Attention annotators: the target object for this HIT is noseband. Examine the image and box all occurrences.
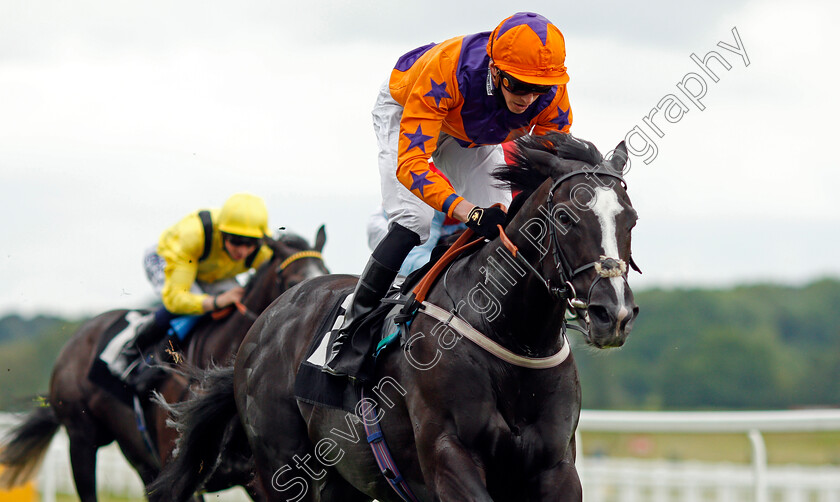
[500,166,629,319]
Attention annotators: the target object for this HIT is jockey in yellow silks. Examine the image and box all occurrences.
[109,193,272,384]
[155,194,273,315]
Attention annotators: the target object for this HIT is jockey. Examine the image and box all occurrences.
[367,163,467,277]
[324,12,573,378]
[111,192,273,376]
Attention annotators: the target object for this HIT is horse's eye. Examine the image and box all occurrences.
[558,213,572,226]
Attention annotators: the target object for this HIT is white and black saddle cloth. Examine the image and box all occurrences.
[293,286,409,412]
[87,310,153,406]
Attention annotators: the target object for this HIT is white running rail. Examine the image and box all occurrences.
[576,409,840,502]
[3,410,840,501]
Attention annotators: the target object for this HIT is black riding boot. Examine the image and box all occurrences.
[323,223,420,379]
[110,314,158,377]
[127,315,172,394]
[114,309,169,376]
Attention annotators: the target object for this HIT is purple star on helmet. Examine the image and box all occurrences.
[551,105,571,129]
[497,12,550,45]
[403,125,433,153]
[424,79,451,107]
[409,171,434,196]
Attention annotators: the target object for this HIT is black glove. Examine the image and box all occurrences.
[465,206,506,239]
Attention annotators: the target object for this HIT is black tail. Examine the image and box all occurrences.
[0,404,61,489]
[147,365,238,501]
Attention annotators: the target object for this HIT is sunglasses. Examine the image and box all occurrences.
[224,234,261,248]
[497,70,553,96]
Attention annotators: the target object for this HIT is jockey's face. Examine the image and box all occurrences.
[490,63,549,115]
[224,236,259,261]
[500,85,542,114]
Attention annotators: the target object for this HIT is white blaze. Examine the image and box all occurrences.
[591,188,628,324]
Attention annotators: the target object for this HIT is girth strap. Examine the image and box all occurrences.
[359,389,420,502]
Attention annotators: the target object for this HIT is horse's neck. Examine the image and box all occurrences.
[445,237,567,357]
[192,266,277,366]
[242,257,284,314]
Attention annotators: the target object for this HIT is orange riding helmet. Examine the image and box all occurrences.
[487,12,569,86]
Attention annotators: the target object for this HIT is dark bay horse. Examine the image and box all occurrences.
[0,228,328,502]
[154,133,639,501]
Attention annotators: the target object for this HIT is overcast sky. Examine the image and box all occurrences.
[1,0,838,318]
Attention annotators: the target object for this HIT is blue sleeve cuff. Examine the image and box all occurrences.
[441,193,460,216]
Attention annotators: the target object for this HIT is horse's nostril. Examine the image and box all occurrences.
[620,306,639,333]
[589,305,611,325]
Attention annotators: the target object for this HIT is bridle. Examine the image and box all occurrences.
[403,164,634,366]
[499,165,632,324]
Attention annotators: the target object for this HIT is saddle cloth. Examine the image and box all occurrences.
[87,310,152,406]
[293,288,408,413]
[292,237,464,412]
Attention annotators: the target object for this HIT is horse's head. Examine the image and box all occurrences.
[265,225,329,292]
[497,133,639,348]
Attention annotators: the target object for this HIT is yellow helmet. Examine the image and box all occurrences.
[218,193,269,239]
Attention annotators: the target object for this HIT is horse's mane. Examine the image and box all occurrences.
[493,133,604,195]
[241,231,311,292]
[494,133,604,217]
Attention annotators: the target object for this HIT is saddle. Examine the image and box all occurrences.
[293,229,484,412]
[88,311,187,406]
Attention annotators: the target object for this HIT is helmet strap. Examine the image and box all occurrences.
[486,65,496,96]
[487,61,504,96]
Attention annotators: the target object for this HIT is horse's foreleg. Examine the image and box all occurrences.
[67,432,99,502]
[533,461,582,501]
[531,442,582,502]
[423,434,493,502]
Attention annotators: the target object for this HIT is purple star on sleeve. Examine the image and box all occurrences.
[404,125,434,153]
[424,78,452,107]
[551,105,571,130]
[409,171,434,196]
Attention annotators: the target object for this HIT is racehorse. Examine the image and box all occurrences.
[0,228,328,502]
[152,133,639,501]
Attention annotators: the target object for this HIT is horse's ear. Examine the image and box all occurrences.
[605,141,629,174]
[314,225,327,253]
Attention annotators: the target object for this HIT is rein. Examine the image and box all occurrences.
[210,249,325,322]
[407,227,572,369]
[209,301,259,321]
[402,165,631,368]
[499,166,629,313]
